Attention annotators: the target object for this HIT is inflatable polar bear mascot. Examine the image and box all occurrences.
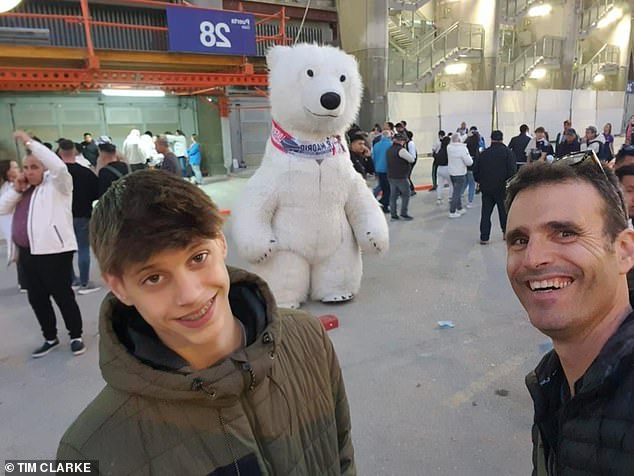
[232,43,390,309]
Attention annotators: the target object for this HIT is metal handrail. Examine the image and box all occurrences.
[575,44,620,88]
[389,22,484,88]
[496,36,564,87]
[499,0,541,21]
[0,0,291,55]
[580,0,615,31]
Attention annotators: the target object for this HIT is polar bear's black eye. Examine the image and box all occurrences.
[307,69,314,77]
[340,75,346,82]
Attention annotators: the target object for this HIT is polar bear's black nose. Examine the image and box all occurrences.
[320,92,341,110]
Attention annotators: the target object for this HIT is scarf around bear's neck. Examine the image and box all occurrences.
[270,119,347,159]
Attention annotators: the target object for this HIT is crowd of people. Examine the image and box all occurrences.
[5,117,634,474]
[0,128,202,359]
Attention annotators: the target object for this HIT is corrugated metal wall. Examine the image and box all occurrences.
[0,0,326,55]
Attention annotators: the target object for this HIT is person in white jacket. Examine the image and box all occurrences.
[165,130,189,177]
[0,132,85,358]
[0,158,25,290]
[122,129,147,171]
[447,133,473,218]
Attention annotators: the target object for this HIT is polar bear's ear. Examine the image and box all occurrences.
[266,45,291,71]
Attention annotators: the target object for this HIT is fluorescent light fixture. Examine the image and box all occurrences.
[530,68,547,79]
[597,7,622,29]
[444,63,468,75]
[527,4,552,17]
[594,73,605,83]
[101,89,166,97]
[0,0,23,14]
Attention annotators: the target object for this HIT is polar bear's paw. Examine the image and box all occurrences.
[253,239,278,264]
[364,231,387,254]
[321,293,354,304]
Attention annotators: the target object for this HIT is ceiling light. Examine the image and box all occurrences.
[101,89,166,97]
[530,68,547,79]
[527,4,552,17]
[444,63,468,75]
[0,0,23,13]
[593,74,605,83]
[597,7,622,29]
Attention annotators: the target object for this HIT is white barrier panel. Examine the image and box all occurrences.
[388,91,440,154]
[571,89,598,136]
[596,91,625,134]
[439,91,493,142]
[535,90,572,140]
[497,90,537,142]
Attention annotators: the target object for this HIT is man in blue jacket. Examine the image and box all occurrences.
[372,130,393,213]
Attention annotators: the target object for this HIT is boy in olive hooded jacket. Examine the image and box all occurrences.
[57,170,355,476]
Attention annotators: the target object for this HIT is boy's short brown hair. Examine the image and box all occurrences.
[90,170,224,277]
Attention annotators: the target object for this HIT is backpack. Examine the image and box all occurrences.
[590,140,612,161]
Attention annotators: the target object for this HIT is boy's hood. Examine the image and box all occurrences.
[98,266,281,403]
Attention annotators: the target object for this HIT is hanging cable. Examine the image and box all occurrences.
[293,0,312,45]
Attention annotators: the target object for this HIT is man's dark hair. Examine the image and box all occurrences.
[84,132,92,137]
[58,139,76,152]
[505,161,628,244]
[43,142,53,150]
[401,120,407,127]
[349,134,366,144]
[520,124,529,134]
[406,130,413,140]
[535,126,546,133]
[90,170,224,277]
[98,142,116,154]
[144,130,153,137]
[0,159,12,182]
[386,122,395,130]
[616,145,634,165]
[616,164,634,181]
[439,130,446,137]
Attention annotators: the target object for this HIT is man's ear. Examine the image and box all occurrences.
[218,232,228,259]
[102,273,133,306]
[616,228,634,275]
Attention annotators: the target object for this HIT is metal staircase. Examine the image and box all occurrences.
[579,0,617,37]
[574,44,620,89]
[388,22,484,91]
[496,36,564,88]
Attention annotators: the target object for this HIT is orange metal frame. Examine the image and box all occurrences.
[0,0,289,96]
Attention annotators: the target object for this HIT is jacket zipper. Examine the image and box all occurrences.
[28,186,38,248]
[53,225,64,247]
[192,378,241,476]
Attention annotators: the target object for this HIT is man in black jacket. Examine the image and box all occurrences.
[505,158,634,475]
[387,133,415,220]
[555,128,581,158]
[508,124,531,169]
[473,130,516,244]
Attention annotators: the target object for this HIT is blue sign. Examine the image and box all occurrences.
[166,6,256,56]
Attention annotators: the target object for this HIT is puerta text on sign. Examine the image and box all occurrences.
[166,6,256,56]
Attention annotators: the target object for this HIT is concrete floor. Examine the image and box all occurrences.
[0,159,547,475]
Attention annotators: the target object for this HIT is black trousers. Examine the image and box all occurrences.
[480,189,507,241]
[377,172,391,208]
[19,246,83,340]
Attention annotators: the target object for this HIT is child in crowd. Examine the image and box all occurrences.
[57,170,355,475]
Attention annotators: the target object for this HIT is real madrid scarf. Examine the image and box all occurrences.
[270,120,346,159]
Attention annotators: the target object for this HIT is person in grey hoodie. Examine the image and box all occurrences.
[447,134,473,218]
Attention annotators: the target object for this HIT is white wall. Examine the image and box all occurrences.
[389,89,627,153]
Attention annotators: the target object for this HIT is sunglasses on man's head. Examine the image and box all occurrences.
[553,150,628,220]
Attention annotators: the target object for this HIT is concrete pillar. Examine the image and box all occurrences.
[336,0,388,130]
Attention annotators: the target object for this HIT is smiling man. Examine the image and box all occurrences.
[505,156,634,475]
[57,171,355,475]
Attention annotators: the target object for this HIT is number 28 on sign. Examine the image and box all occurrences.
[199,21,232,48]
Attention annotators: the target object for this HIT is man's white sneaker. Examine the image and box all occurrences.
[458,208,467,215]
[448,212,461,218]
